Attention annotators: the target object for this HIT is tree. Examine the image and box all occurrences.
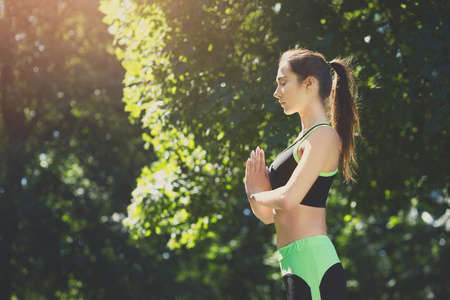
[103,0,449,298]
[0,0,171,299]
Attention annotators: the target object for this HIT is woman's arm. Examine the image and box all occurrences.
[247,194,274,225]
[245,147,274,225]
[250,127,339,210]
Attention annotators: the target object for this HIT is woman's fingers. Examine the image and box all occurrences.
[246,147,271,193]
[251,150,256,174]
[248,147,267,176]
[245,158,251,177]
[260,148,265,174]
[256,147,261,173]
[249,147,267,175]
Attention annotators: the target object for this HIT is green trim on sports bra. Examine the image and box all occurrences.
[292,123,338,177]
[319,168,338,177]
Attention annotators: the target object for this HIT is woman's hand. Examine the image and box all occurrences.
[244,146,274,224]
[245,146,271,196]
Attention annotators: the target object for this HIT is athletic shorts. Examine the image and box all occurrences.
[278,235,346,300]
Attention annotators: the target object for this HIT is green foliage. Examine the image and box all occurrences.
[103,0,450,299]
[1,0,448,298]
[0,0,172,299]
[101,2,290,297]
[101,0,278,247]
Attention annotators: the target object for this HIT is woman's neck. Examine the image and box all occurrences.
[299,109,328,133]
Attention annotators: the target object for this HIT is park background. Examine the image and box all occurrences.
[0,0,449,299]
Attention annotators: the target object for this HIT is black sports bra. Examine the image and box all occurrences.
[268,123,337,208]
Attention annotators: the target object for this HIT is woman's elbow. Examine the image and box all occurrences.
[261,216,274,225]
[250,207,274,225]
[278,188,298,211]
[251,212,273,225]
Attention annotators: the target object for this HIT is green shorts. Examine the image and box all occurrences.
[278,235,346,300]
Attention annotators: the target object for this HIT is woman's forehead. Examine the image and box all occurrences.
[277,63,292,80]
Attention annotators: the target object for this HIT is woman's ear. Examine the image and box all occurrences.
[305,76,316,88]
[304,76,316,93]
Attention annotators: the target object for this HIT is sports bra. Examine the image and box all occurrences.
[268,123,337,208]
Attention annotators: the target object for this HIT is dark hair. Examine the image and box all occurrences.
[279,48,361,183]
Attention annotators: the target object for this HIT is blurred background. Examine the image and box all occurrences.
[0,0,449,299]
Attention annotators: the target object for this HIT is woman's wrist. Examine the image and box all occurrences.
[248,188,264,199]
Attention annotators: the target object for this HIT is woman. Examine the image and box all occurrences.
[244,48,360,300]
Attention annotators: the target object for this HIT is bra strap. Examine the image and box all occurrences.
[293,123,332,163]
[295,122,331,144]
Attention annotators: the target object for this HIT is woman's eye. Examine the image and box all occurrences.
[281,82,286,86]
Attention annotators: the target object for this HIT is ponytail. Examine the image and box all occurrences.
[329,59,361,183]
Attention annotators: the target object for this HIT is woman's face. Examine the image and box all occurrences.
[273,62,308,115]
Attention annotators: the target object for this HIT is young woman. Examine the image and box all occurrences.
[244,48,360,300]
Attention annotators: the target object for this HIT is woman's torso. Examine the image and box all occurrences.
[274,205,327,249]
[268,123,338,249]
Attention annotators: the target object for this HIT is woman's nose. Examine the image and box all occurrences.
[273,86,281,99]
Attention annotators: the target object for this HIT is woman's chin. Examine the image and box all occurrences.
[283,108,296,116]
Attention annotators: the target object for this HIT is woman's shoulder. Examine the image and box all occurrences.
[305,125,340,150]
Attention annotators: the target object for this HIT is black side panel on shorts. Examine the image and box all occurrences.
[282,274,312,300]
[319,263,346,300]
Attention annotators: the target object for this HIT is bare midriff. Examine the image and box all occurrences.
[274,204,327,249]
